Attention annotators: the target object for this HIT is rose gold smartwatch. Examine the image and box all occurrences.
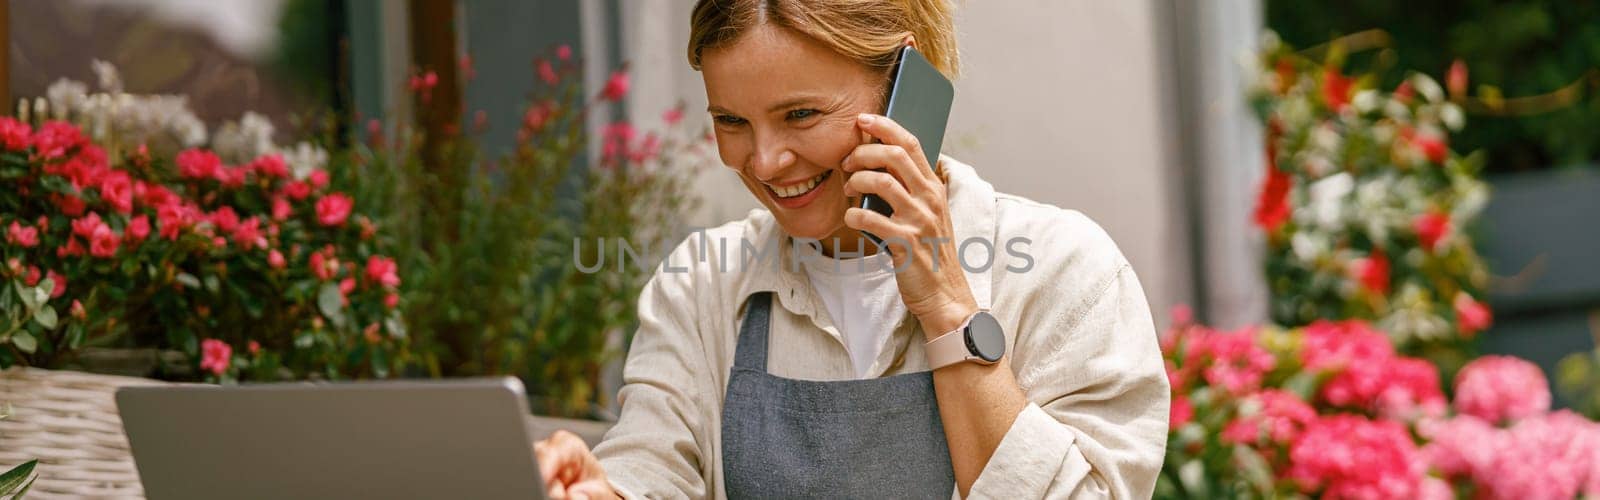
[924,311,1005,370]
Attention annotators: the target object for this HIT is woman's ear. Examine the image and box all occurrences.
[905,35,918,50]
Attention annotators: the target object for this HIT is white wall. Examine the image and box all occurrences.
[619,0,1197,324]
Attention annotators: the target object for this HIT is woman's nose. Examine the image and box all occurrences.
[746,133,796,181]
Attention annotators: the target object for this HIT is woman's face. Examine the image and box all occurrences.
[699,24,885,244]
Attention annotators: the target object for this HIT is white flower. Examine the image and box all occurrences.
[1353,89,1380,114]
[1384,98,1411,121]
[213,112,278,163]
[279,141,330,180]
[1259,31,1282,52]
[1312,123,1342,153]
[46,79,88,120]
[1371,122,1396,146]
[1308,172,1354,230]
[1411,73,1444,103]
[1291,232,1327,263]
[1440,102,1465,131]
[91,59,122,93]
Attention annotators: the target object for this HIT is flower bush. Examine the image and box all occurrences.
[349,45,707,417]
[1246,32,1492,358]
[0,64,405,382]
[1158,311,1600,499]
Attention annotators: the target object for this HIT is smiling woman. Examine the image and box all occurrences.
[534,1,1170,499]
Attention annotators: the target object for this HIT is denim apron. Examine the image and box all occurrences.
[720,292,956,498]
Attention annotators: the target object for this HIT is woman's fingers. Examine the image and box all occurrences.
[535,430,597,498]
[845,207,916,254]
[842,143,925,194]
[853,114,937,186]
[844,169,918,214]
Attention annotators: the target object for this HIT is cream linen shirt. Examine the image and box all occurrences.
[592,157,1170,499]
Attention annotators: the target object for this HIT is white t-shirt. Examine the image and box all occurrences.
[798,245,906,378]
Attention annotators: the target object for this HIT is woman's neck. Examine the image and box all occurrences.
[818,226,879,258]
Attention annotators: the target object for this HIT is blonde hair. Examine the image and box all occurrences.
[687,0,960,80]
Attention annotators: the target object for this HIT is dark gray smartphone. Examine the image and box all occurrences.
[859,45,955,245]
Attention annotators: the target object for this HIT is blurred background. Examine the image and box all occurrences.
[1,0,1598,498]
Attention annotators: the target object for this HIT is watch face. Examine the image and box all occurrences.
[964,312,1006,362]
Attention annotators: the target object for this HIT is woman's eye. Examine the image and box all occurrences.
[786,109,819,121]
[714,115,747,126]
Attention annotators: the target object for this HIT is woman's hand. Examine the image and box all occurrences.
[534,430,621,500]
[842,113,979,338]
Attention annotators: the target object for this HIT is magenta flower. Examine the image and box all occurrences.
[200,339,232,376]
[315,193,354,227]
[600,70,629,102]
[1287,414,1426,499]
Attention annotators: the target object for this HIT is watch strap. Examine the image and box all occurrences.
[924,314,977,370]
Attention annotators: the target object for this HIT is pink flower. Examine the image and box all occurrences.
[252,154,289,179]
[272,197,292,221]
[315,193,354,226]
[176,148,223,180]
[663,106,684,126]
[1453,355,1550,425]
[53,193,87,217]
[23,265,40,286]
[1301,321,1411,411]
[1373,357,1446,421]
[72,212,106,239]
[309,247,339,281]
[268,249,286,270]
[1418,414,1498,480]
[1454,292,1491,337]
[339,277,356,305]
[1197,327,1276,395]
[282,180,312,200]
[365,255,401,288]
[538,59,558,85]
[601,121,636,164]
[125,215,150,243]
[31,121,86,160]
[384,293,399,310]
[556,44,572,61]
[1446,59,1468,99]
[1412,211,1449,253]
[231,217,263,250]
[45,270,65,298]
[100,171,134,214]
[523,102,553,132]
[0,117,32,151]
[1287,414,1425,499]
[199,339,231,376]
[7,221,38,247]
[599,70,629,102]
[70,300,86,320]
[1477,411,1597,499]
[248,340,261,356]
[157,202,197,240]
[208,207,240,234]
[89,221,121,258]
[1222,390,1317,446]
[309,170,330,189]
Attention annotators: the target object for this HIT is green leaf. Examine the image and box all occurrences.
[0,459,35,495]
[32,306,57,329]
[316,283,344,319]
[10,331,36,354]
[13,281,37,311]
[203,275,221,293]
[33,279,53,305]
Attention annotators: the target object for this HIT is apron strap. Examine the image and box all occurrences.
[732,291,773,370]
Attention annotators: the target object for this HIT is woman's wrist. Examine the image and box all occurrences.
[919,298,980,341]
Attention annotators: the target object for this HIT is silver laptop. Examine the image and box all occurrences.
[116,377,545,500]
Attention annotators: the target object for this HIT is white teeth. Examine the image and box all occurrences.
[770,171,828,198]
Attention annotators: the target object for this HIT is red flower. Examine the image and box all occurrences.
[231,217,263,250]
[1412,211,1450,253]
[248,340,261,356]
[70,300,86,320]
[1222,390,1317,446]
[126,215,150,243]
[339,277,356,305]
[268,249,287,270]
[0,117,32,151]
[523,102,553,132]
[157,202,197,240]
[1170,396,1194,428]
[663,106,684,126]
[1350,250,1390,296]
[1253,165,1291,232]
[315,193,354,226]
[176,148,223,180]
[556,44,572,61]
[1394,80,1414,104]
[310,246,339,281]
[1446,59,1468,99]
[1287,415,1426,499]
[89,224,120,258]
[7,221,39,247]
[200,339,232,376]
[32,121,86,160]
[600,70,629,102]
[22,265,40,286]
[1454,292,1492,337]
[365,255,401,288]
[384,293,399,309]
[1321,67,1353,112]
[208,207,240,234]
[54,193,87,217]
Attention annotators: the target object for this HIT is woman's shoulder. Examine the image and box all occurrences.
[992,191,1130,274]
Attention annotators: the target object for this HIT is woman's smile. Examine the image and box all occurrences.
[764,170,834,209]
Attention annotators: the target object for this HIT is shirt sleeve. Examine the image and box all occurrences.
[592,240,715,499]
[967,255,1171,498]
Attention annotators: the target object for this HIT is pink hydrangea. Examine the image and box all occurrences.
[1193,327,1276,395]
[1418,414,1499,479]
[1287,414,1426,499]
[1222,389,1317,446]
[1372,357,1447,421]
[1476,411,1598,499]
[1170,396,1194,428]
[1452,355,1550,425]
